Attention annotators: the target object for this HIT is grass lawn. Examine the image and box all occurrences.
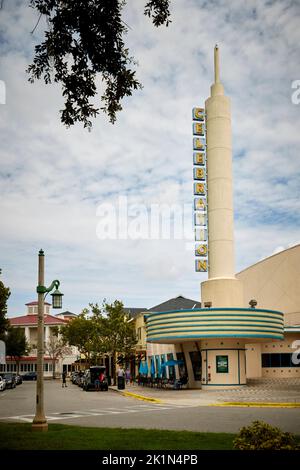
[0,423,235,450]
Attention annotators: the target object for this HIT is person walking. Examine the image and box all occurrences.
[62,370,67,388]
[125,368,131,385]
[94,374,100,391]
[117,366,125,390]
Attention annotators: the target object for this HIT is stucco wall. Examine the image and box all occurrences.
[237,245,300,325]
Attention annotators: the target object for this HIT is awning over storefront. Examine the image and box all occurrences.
[161,359,184,367]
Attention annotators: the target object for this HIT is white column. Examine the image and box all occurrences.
[44,326,50,345]
[201,46,244,307]
[25,326,30,342]
[205,45,235,279]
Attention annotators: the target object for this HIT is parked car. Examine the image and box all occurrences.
[2,373,16,389]
[22,371,37,381]
[83,366,108,391]
[0,375,6,391]
[75,371,85,387]
[71,371,79,384]
[15,374,23,385]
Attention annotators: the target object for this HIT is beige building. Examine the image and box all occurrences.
[237,244,300,379]
[133,246,300,387]
[2,302,78,377]
[141,47,299,389]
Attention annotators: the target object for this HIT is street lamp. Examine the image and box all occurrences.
[32,249,63,432]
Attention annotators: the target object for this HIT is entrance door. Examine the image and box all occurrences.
[189,351,202,382]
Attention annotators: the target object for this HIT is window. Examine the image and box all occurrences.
[189,351,201,381]
[270,354,280,367]
[262,354,270,368]
[160,355,167,378]
[176,352,186,377]
[167,353,175,379]
[137,327,142,341]
[281,354,292,367]
[262,353,298,368]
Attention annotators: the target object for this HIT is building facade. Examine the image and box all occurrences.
[237,244,300,379]
[134,244,300,388]
[140,47,299,389]
[2,302,78,377]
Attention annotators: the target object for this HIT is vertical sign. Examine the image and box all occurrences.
[192,107,208,272]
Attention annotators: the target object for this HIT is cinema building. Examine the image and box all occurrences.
[143,47,300,389]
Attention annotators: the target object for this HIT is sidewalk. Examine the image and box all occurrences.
[109,378,300,407]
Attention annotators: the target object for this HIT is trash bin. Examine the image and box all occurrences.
[117,376,125,390]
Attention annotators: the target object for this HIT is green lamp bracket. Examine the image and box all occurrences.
[36,279,60,298]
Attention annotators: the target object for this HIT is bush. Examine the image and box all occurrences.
[233,420,300,450]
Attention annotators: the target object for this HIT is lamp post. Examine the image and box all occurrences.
[32,249,63,432]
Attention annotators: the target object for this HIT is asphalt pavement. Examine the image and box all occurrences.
[1,380,300,433]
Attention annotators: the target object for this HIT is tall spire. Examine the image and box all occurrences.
[214,44,220,83]
[210,44,224,97]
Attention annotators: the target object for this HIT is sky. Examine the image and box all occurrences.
[0,0,300,317]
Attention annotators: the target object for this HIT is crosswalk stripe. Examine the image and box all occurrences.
[2,403,195,423]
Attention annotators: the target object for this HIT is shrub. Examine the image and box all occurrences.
[233,420,300,450]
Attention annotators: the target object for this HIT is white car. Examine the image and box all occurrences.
[0,375,6,391]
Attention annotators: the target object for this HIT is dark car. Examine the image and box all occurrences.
[22,371,37,381]
[83,366,108,391]
[3,373,16,389]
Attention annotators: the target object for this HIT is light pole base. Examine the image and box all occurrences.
[32,422,48,432]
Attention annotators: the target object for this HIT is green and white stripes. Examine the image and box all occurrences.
[146,308,284,343]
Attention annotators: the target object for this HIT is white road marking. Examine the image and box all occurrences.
[1,403,194,423]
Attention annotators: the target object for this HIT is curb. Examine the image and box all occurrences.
[121,391,162,403]
[210,402,300,408]
[109,387,162,403]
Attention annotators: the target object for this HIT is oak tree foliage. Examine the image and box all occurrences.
[5,327,30,373]
[45,333,72,378]
[0,270,10,338]
[27,0,171,129]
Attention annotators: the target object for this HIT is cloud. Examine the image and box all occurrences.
[0,0,299,316]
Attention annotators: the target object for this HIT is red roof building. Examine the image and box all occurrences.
[1,302,78,377]
[10,314,67,326]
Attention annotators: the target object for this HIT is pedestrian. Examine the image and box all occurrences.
[117,365,125,389]
[94,374,100,391]
[125,368,131,385]
[62,370,67,388]
[99,370,105,383]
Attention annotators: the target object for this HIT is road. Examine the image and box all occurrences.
[1,381,300,434]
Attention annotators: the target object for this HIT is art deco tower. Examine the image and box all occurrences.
[146,46,284,390]
[201,45,244,308]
